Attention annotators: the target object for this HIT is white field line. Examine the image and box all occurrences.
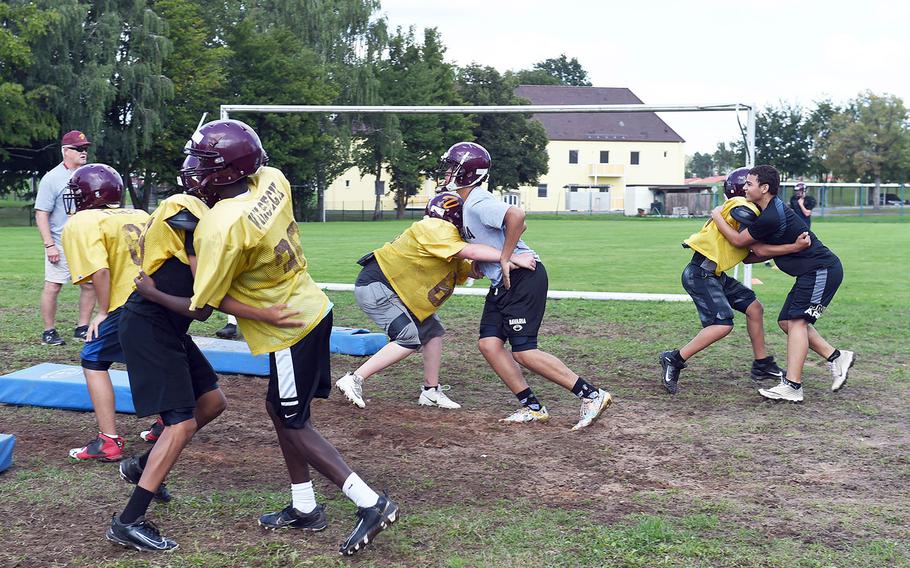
[316,283,691,302]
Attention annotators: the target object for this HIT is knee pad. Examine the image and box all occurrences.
[81,359,112,371]
[509,335,538,352]
[160,406,196,426]
[387,313,420,349]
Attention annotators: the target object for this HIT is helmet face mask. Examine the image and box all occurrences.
[180,119,264,201]
[64,164,124,214]
[425,192,464,229]
[723,167,750,199]
[435,142,491,193]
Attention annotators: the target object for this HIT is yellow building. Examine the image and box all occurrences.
[324,85,685,215]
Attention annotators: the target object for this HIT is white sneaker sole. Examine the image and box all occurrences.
[831,352,856,392]
[758,390,803,403]
[335,383,365,409]
[418,399,461,410]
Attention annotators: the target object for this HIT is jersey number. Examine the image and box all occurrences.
[426,270,457,308]
[274,221,304,274]
[122,224,143,267]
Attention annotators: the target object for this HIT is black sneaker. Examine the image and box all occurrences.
[42,328,65,346]
[259,504,327,531]
[106,514,178,552]
[339,494,399,556]
[215,322,239,339]
[659,351,686,394]
[751,358,785,382]
[74,325,89,342]
[119,456,172,502]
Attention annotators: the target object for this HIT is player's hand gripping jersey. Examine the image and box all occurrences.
[373,217,472,322]
[684,196,760,275]
[190,166,329,355]
[62,208,150,311]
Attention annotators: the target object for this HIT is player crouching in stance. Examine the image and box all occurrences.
[106,159,228,552]
[441,142,611,431]
[336,192,537,409]
[183,119,397,556]
[658,167,806,394]
[711,165,854,403]
[61,164,149,461]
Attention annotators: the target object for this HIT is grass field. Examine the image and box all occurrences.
[0,217,909,567]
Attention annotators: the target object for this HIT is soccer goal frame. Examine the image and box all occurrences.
[220,102,757,301]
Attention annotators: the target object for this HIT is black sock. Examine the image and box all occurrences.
[516,388,542,412]
[120,486,155,524]
[671,350,686,366]
[785,377,802,389]
[138,449,151,470]
[422,385,437,391]
[754,356,773,365]
[571,378,599,399]
[827,349,841,363]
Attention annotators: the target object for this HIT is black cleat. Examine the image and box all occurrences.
[339,494,399,556]
[106,514,178,552]
[751,358,786,383]
[659,351,686,394]
[215,322,239,340]
[42,328,65,346]
[259,504,327,531]
[119,457,172,502]
[74,325,89,342]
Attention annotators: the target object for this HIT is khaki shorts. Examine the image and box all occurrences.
[44,242,72,284]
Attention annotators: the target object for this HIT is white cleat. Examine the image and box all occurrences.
[571,389,613,431]
[829,350,855,392]
[499,406,550,424]
[417,385,462,409]
[759,379,804,403]
[335,373,366,408]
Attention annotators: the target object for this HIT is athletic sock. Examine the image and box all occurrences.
[670,350,686,366]
[785,378,802,390]
[291,481,317,514]
[571,378,599,399]
[342,473,380,509]
[423,385,438,391]
[120,486,155,524]
[827,349,841,363]
[138,448,152,470]
[516,388,542,411]
[754,356,773,365]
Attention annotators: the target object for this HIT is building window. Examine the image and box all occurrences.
[630,151,640,165]
[569,150,578,164]
[537,184,548,198]
[663,151,667,157]
[600,151,609,164]
[345,180,351,187]
[503,194,520,206]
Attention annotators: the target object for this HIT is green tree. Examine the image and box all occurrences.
[458,64,548,191]
[712,141,746,174]
[804,99,841,181]
[826,92,910,209]
[754,103,811,180]
[686,152,714,178]
[531,54,592,86]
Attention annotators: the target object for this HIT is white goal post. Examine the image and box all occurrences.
[220,102,757,301]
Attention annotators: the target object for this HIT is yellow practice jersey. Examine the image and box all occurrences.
[374,217,472,322]
[190,166,329,355]
[61,207,150,311]
[684,197,761,275]
[139,193,210,275]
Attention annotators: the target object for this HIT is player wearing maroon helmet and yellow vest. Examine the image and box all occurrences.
[61,164,149,462]
[335,192,537,410]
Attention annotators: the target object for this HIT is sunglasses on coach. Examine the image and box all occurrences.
[65,146,90,153]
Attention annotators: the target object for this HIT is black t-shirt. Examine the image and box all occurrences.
[749,196,837,276]
[789,196,811,227]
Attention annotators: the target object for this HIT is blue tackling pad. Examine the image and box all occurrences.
[0,434,14,473]
[191,327,387,377]
[0,363,135,413]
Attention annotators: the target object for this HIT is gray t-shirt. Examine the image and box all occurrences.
[461,188,536,286]
[34,162,76,243]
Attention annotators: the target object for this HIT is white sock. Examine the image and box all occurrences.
[342,473,379,508]
[291,481,317,513]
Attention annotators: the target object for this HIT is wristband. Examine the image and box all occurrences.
[45,243,55,249]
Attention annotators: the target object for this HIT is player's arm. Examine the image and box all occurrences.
[711,205,756,247]
[500,206,527,289]
[456,243,536,270]
[133,271,213,320]
[85,268,111,341]
[746,232,811,262]
[218,295,305,328]
[797,198,812,217]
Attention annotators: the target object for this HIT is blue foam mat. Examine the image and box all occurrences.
[0,363,135,413]
[192,327,387,376]
[0,434,14,473]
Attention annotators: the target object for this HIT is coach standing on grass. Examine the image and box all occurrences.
[34,130,97,346]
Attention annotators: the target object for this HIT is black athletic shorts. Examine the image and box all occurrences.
[479,263,548,350]
[681,262,757,327]
[779,259,843,324]
[267,311,333,429]
[119,303,219,419]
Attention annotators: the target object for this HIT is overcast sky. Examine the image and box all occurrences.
[380,0,910,154]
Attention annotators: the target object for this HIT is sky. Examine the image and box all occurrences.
[379,0,910,154]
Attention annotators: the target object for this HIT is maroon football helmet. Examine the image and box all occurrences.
[723,167,750,199]
[64,163,123,213]
[794,182,807,196]
[181,119,264,202]
[437,142,491,192]
[425,192,464,229]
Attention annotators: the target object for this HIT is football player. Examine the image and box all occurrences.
[790,182,814,228]
[658,167,808,395]
[438,141,611,431]
[711,165,854,402]
[60,164,149,461]
[184,119,398,556]
[335,192,537,410]
[106,157,229,552]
